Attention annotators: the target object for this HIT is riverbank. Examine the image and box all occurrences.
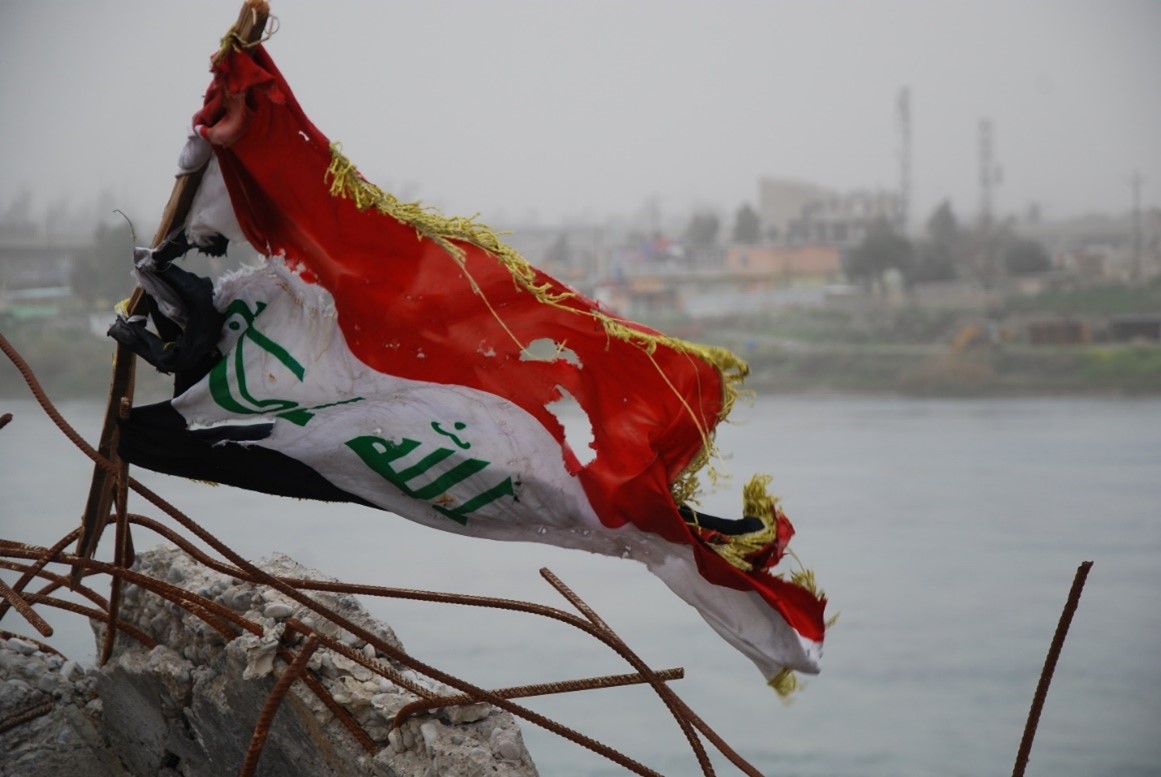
[716,339,1161,396]
[8,275,1161,402]
[699,280,1161,395]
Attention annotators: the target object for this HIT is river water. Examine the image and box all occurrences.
[1,395,1159,776]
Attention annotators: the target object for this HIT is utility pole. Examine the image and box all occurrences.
[897,87,912,236]
[978,118,1002,287]
[978,118,1002,229]
[1129,171,1144,281]
[646,195,661,238]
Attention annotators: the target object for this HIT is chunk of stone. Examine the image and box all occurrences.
[0,545,539,777]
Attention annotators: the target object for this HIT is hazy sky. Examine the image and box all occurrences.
[1,0,1158,232]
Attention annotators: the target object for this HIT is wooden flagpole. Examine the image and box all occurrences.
[73,1,271,585]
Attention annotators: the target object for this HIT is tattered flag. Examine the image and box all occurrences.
[115,38,827,691]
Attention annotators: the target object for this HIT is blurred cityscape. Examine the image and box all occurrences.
[2,160,1160,397]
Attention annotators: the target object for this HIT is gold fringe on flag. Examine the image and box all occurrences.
[768,667,799,699]
[692,473,783,572]
[688,473,832,699]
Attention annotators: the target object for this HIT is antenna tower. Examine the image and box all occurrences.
[897,87,911,235]
[1129,170,1144,280]
[978,118,1001,228]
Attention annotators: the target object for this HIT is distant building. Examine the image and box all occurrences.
[724,244,842,283]
[1017,210,1161,282]
[1025,318,1092,346]
[1109,315,1161,343]
[495,223,616,290]
[759,178,903,247]
[758,179,829,242]
[0,237,83,320]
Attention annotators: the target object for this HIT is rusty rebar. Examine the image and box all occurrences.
[280,646,377,755]
[1,544,373,759]
[0,527,80,622]
[240,634,320,777]
[11,508,742,777]
[112,492,672,776]
[541,567,715,776]
[11,529,651,772]
[1012,561,1094,777]
[99,462,134,666]
[668,697,767,777]
[0,576,53,638]
[290,616,663,775]
[392,667,686,729]
[0,331,113,500]
[0,546,249,642]
[283,618,433,700]
[15,592,157,650]
[2,539,380,761]
[0,699,55,734]
[0,556,154,648]
[309,624,665,777]
[0,558,111,613]
[297,607,673,777]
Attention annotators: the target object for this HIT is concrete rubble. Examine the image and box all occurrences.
[1,545,538,777]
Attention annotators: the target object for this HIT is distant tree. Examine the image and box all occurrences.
[1003,237,1052,275]
[684,211,720,249]
[927,200,960,247]
[71,220,135,309]
[0,189,39,239]
[844,218,915,289]
[911,200,962,283]
[544,232,572,267]
[731,203,762,245]
[912,243,957,283]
